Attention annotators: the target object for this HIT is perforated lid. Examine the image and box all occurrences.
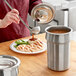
[31,3,54,24]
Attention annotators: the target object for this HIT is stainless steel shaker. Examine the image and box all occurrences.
[45,26,72,71]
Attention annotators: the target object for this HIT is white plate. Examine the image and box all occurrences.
[10,39,47,54]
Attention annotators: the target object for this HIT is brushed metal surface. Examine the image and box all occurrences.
[45,26,72,71]
[0,55,20,76]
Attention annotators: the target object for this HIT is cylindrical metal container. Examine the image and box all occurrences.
[45,26,72,71]
[0,55,20,76]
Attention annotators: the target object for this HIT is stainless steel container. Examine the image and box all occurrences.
[0,55,20,76]
[45,26,72,71]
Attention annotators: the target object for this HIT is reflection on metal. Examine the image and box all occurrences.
[31,3,55,24]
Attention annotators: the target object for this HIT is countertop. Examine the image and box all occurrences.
[0,33,76,76]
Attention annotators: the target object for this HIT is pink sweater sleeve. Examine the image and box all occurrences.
[29,0,42,15]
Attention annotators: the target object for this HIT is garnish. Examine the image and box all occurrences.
[14,40,30,48]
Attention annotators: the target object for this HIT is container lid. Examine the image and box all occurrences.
[31,3,54,24]
[0,55,20,70]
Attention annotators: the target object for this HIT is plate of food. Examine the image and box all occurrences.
[10,38,47,54]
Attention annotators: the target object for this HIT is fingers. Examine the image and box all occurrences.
[8,9,20,24]
[1,9,20,28]
[10,14,20,24]
[10,13,20,24]
[10,9,20,24]
[11,9,19,15]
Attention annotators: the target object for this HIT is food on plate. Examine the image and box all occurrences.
[14,38,44,52]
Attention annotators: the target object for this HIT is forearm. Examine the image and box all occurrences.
[0,19,3,28]
[0,19,7,28]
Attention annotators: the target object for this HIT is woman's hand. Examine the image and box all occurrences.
[0,9,20,28]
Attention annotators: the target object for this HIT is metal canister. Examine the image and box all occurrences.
[0,55,20,76]
[45,26,72,71]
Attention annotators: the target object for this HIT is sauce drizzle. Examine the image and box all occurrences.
[29,34,37,41]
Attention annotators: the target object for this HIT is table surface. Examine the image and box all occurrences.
[0,33,76,76]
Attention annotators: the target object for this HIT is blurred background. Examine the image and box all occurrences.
[28,0,76,35]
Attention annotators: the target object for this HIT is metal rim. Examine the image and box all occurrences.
[45,25,73,35]
[0,55,20,70]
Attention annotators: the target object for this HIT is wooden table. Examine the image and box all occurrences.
[0,33,76,76]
